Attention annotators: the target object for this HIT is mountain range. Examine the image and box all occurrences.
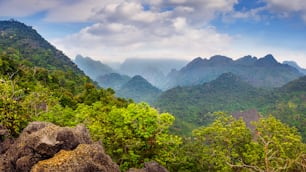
[165,54,302,89]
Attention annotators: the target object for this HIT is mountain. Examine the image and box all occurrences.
[0,20,84,75]
[117,75,162,104]
[0,20,92,96]
[74,55,114,80]
[155,72,274,134]
[283,61,306,75]
[96,73,131,91]
[166,54,302,89]
[119,58,188,89]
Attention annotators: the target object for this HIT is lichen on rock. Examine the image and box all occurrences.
[31,144,120,172]
[0,122,119,172]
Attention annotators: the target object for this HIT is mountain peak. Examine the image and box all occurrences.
[117,75,161,103]
[209,55,233,63]
[204,72,253,90]
[212,72,241,84]
[121,75,160,91]
[235,55,258,65]
[182,57,206,70]
[256,54,279,66]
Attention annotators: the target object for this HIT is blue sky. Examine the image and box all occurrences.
[0,0,306,67]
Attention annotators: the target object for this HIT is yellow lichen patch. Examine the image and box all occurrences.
[30,144,105,172]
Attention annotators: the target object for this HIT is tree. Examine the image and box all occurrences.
[79,102,182,170]
[252,116,306,172]
[0,78,28,136]
[191,113,255,171]
[185,114,306,172]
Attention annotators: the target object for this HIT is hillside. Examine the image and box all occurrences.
[0,20,83,75]
[117,75,162,103]
[155,73,275,134]
[74,55,114,80]
[269,75,306,140]
[166,54,302,89]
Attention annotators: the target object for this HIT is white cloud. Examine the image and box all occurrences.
[0,0,59,17]
[264,0,306,21]
[265,0,306,12]
[52,18,232,62]
[46,0,237,62]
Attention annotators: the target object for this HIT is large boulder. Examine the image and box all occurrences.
[0,122,119,172]
[31,144,119,172]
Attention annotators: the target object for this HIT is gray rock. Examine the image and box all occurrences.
[0,122,119,172]
[31,144,120,172]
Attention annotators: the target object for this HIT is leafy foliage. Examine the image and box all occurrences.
[175,114,306,172]
[0,79,27,136]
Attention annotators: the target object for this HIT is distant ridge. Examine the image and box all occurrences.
[96,73,130,91]
[74,55,114,80]
[166,54,302,88]
[283,61,306,75]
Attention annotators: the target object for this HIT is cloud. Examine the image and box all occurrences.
[264,0,306,21]
[0,0,59,17]
[47,0,237,61]
[52,19,232,61]
[264,0,306,12]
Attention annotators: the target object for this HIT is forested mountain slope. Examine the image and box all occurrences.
[0,20,83,75]
[155,73,274,133]
[155,73,306,139]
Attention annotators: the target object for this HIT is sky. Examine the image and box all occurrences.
[0,0,306,67]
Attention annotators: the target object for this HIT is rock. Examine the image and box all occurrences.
[31,144,120,172]
[0,121,119,172]
[127,162,169,172]
[232,109,260,131]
